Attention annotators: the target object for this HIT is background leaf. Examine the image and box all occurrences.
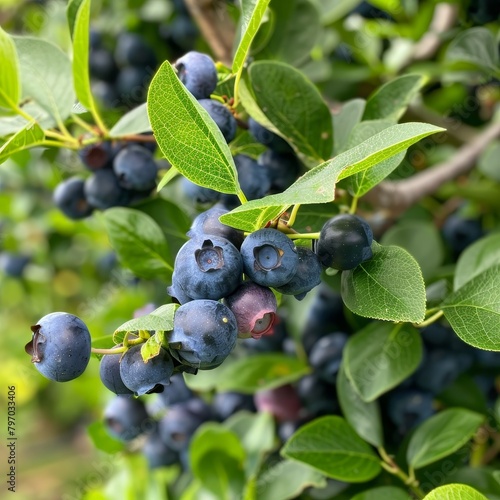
[0,122,44,164]
[109,103,151,137]
[351,486,411,500]
[332,98,366,155]
[148,61,239,194]
[423,484,488,500]
[114,304,177,336]
[478,141,500,182]
[0,26,20,112]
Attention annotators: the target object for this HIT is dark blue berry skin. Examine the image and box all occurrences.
[114,33,157,69]
[297,374,339,416]
[119,344,175,396]
[99,353,133,395]
[387,389,435,436]
[248,118,292,153]
[442,214,483,257]
[89,48,119,83]
[115,66,150,106]
[173,237,243,300]
[241,318,288,353]
[274,246,322,300]
[198,99,236,143]
[159,397,212,451]
[181,177,221,204]
[212,392,256,421]
[104,395,151,441]
[169,300,238,370]
[160,14,198,56]
[420,323,454,348]
[113,144,158,192]
[414,350,462,395]
[79,141,113,171]
[258,150,302,192]
[240,228,298,288]
[167,274,194,305]
[316,214,373,270]
[84,169,130,210]
[92,80,120,109]
[25,312,91,382]
[143,429,179,469]
[0,252,29,278]
[53,177,94,219]
[158,373,193,408]
[187,205,244,249]
[308,332,348,384]
[174,51,218,100]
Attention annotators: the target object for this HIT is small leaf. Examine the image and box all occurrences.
[363,74,425,122]
[103,207,173,282]
[229,130,267,159]
[442,265,500,351]
[318,0,363,24]
[351,486,411,500]
[109,103,151,137]
[281,415,382,482]
[333,98,366,155]
[337,363,383,447]
[423,484,487,500]
[114,304,178,338]
[478,141,500,182]
[341,244,426,323]
[87,421,125,454]
[233,0,271,73]
[140,331,170,362]
[343,322,422,402]
[407,408,484,469]
[148,61,239,194]
[0,121,44,164]
[67,0,85,38]
[0,26,20,112]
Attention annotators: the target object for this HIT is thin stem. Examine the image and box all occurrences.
[40,140,78,150]
[91,105,109,136]
[413,309,444,328]
[13,104,35,122]
[287,204,301,227]
[349,196,359,214]
[91,346,127,355]
[45,129,79,146]
[72,114,99,135]
[110,133,157,144]
[237,188,248,205]
[287,232,321,240]
[232,66,243,109]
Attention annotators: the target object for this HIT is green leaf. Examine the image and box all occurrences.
[317,0,363,24]
[407,408,484,469]
[114,303,178,337]
[87,421,125,454]
[442,265,500,351]
[256,460,327,500]
[102,207,173,282]
[0,102,55,137]
[148,61,239,194]
[380,220,444,279]
[14,36,75,124]
[333,98,366,155]
[229,130,267,159]
[341,244,426,323]
[0,121,44,164]
[454,233,500,291]
[351,486,411,500]
[337,363,383,447]
[109,103,151,137]
[245,61,332,162]
[478,141,500,182]
[446,28,499,75]
[67,0,85,38]
[140,331,168,362]
[0,26,20,112]
[343,322,422,402]
[281,415,382,482]
[423,484,488,500]
[233,0,271,73]
[363,74,425,122]
[220,122,444,231]
[190,423,246,499]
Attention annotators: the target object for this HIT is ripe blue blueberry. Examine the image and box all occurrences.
[99,352,133,395]
[442,213,483,256]
[198,99,237,143]
[53,177,94,219]
[119,344,175,396]
[169,299,238,370]
[84,169,130,210]
[316,214,373,270]
[0,252,29,278]
[79,141,113,171]
[212,391,256,421]
[173,236,243,300]
[308,332,349,384]
[248,118,292,153]
[414,349,462,394]
[113,144,158,192]
[158,373,193,408]
[115,66,150,106]
[114,32,157,69]
[387,389,435,434]
[104,395,151,441]
[240,228,298,288]
[25,312,91,382]
[174,51,218,99]
[297,373,339,416]
[258,150,302,192]
[89,48,119,83]
[143,429,179,469]
[181,177,221,204]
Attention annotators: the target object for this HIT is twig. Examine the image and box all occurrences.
[363,120,500,214]
[184,0,236,66]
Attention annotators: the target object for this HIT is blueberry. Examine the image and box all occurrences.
[157,373,193,408]
[224,281,277,339]
[173,237,243,300]
[248,118,292,153]
[167,274,194,305]
[25,312,91,382]
[386,389,435,434]
[274,246,322,300]
[187,205,244,249]
[258,150,302,192]
[79,141,113,171]
[113,144,158,192]
[254,384,302,422]
[115,66,151,107]
[143,429,179,469]
[169,300,238,370]
[84,169,131,210]
[119,344,175,396]
[89,48,119,83]
[308,332,348,384]
[414,350,462,394]
[104,395,151,441]
[240,228,298,288]
[350,1,393,20]
[442,213,483,257]
[160,14,198,55]
[240,318,288,354]
[0,252,29,278]
[99,352,133,395]
[420,323,454,347]
[92,80,120,109]
[174,51,218,100]
[212,391,256,421]
[316,213,373,270]
[296,374,339,416]
[114,33,157,69]
[181,177,221,204]
[53,177,94,219]
[198,99,236,143]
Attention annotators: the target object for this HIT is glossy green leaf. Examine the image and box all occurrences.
[363,74,425,122]
[423,484,487,500]
[478,141,500,182]
[0,121,44,164]
[351,486,411,500]
[407,408,484,469]
[109,103,151,137]
[87,421,125,454]
[233,0,271,73]
[67,0,85,37]
[0,26,20,112]
[103,207,173,282]
[343,322,422,402]
[333,98,366,155]
[220,122,443,231]
[281,416,381,482]
[141,331,169,362]
[229,130,266,159]
[148,61,239,194]
[337,363,383,447]
[454,233,500,291]
[256,460,326,500]
[13,37,75,124]
[114,304,177,337]
[341,244,426,323]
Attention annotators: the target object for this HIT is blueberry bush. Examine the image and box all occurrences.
[1,0,500,498]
